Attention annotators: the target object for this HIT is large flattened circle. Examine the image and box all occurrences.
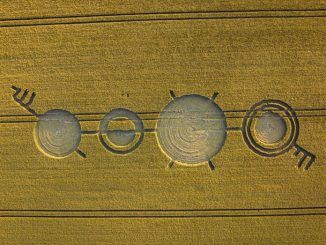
[35,109,81,158]
[156,94,227,164]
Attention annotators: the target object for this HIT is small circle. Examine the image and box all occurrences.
[242,100,299,157]
[156,94,227,164]
[35,109,81,158]
[99,108,144,154]
[255,111,287,144]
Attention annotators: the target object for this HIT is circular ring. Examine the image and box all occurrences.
[98,108,144,154]
[242,100,299,157]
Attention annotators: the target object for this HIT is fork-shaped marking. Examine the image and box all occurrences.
[293,144,316,170]
[11,85,39,117]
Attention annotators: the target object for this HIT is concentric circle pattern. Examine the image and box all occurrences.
[156,94,227,164]
[35,109,81,158]
[242,100,299,157]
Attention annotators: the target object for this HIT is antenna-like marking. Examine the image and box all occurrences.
[208,160,215,171]
[75,149,87,158]
[169,90,176,99]
[211,92,219,101]
[167,160,174,168]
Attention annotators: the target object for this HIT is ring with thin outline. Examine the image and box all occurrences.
[98,108,144,154]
